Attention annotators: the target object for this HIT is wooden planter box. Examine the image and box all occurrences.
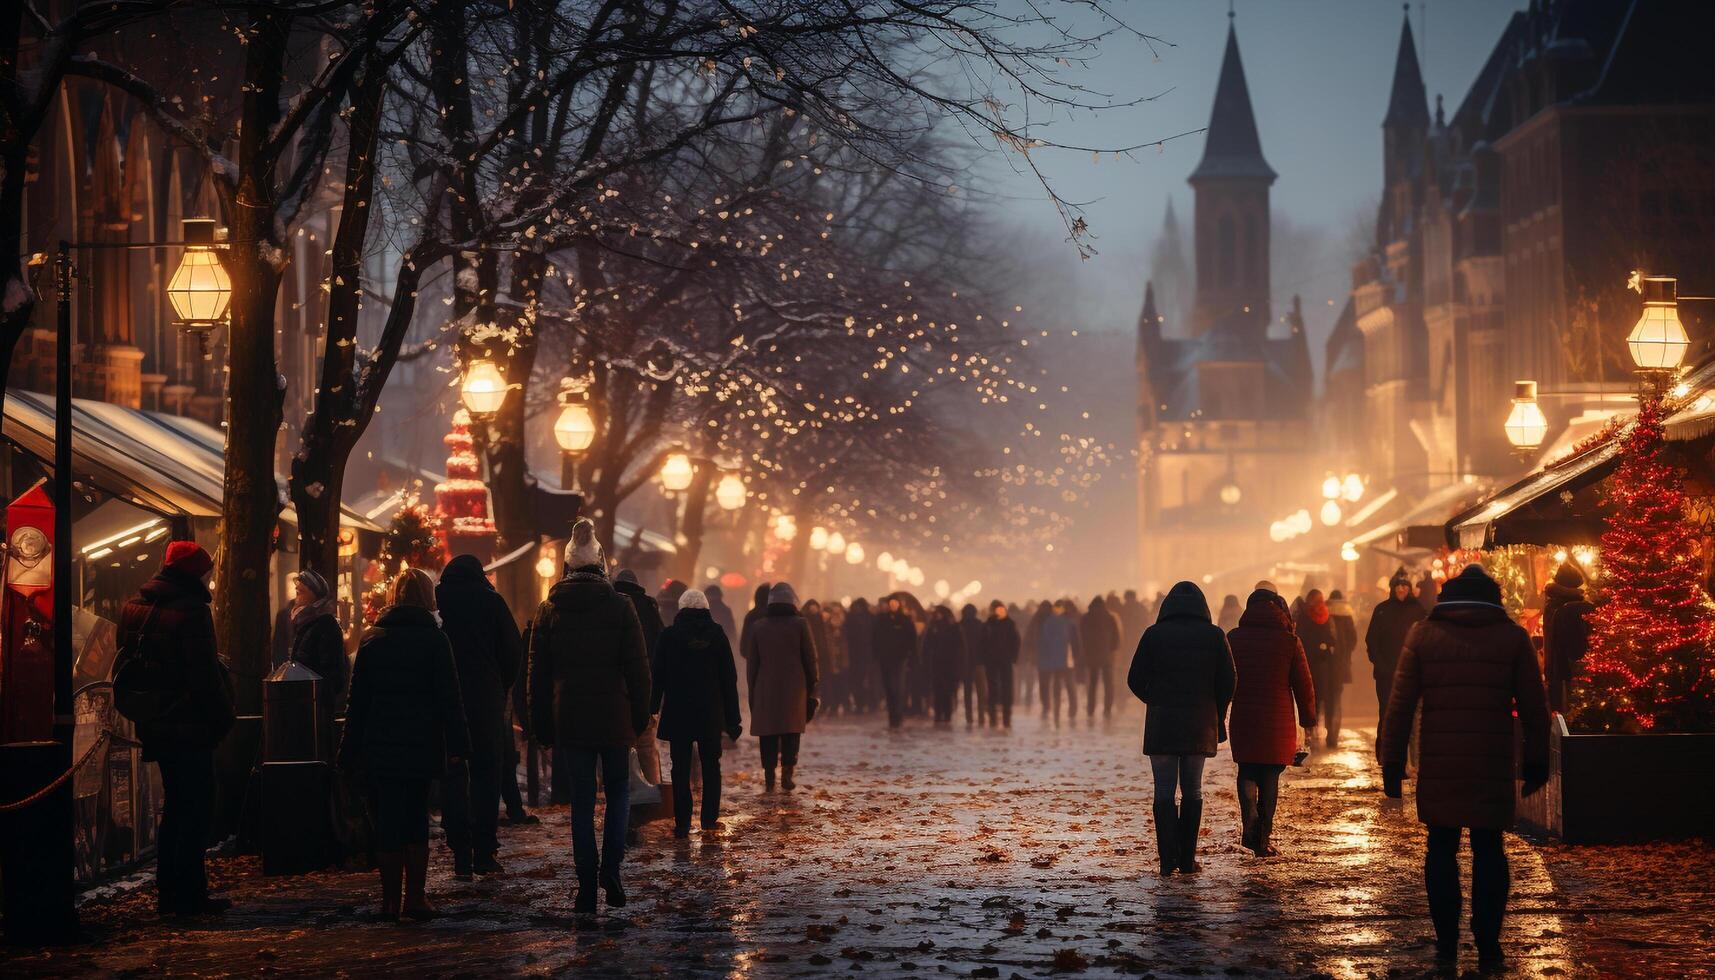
[1516,715,1715,843]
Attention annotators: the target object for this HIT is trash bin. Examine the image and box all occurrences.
[263,661,325,763]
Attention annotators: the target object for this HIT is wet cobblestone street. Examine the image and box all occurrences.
[5,708,1712,979]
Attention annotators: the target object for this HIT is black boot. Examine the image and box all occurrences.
[1152,799,1178,877]
[574,872,598,914]
[1237,780,1258,854]
[1176,799,1203,874]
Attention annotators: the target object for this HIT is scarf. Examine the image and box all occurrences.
[1305,600,1330,626]
[292,594,337,633]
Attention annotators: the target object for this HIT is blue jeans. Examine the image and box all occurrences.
[1148,754,1206,805]
[565,745,630,881]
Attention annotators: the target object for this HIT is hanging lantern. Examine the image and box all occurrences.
[773,514,797,542]
[554,400,597,454]
[460,359,508,416]
[824,531,845,555]
[808,526,829,551]
[907,567,926,588]
[1219,482,1242,506]
[1320,500,1343,526]
[875,551,893,572]
[166,218,231,359]
[715,473,746,511]
[1341,473,1365,503]
[659,452,695,492]
[1504,381,1549,450]
[1628,276,1690,371]
[845,542,865,565]
[933,579,951,600]
[1341,541,1360,562]
[1321,475,1341,500]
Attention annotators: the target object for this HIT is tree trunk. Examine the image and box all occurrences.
[671,463,714,584]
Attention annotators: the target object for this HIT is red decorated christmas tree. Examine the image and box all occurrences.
[361,495,445,623]
[435,409,498,562]
[1570,397,1715,732]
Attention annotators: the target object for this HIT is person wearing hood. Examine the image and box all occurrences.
[286,568,348,755]
[615,569,666,790]
[1541,563,1595,715]
[651,589,742,836]
[958,604,986,727]
[844,598,876,714]
[527,520,651,914]
[117,541,235,916]
[704,584,739,649]
[655,578,689,623]
[1295,590,1338,746]
[1216,594,1242,633]
[873,596,919,729]
[1379,565,1550,971]
[1324,591,1358,747]
[743,583,819,789]
[924,605,966,725]
[1036,600,1081,724]
[435,554,524,877]
[740,583,771,655]
[1080,596,1123,721]
[1127,582,1234,875]
[1226,588,1316,858]
[1416,570,1440,612]
[339,569,469,923]
[979,601,1020,727]
[1367,570,1427,724]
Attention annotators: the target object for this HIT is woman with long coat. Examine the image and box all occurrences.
[285,569,347,755]
[1126,581,1235,876]
[1295,590,1338,742]
[651,589,742,836]
[1226,588,1316,857]
[923,605,966,725]
[339,569,469,922]
[1324,590,1359,747]
[743,582,819,790]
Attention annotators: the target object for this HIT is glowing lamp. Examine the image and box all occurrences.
[773,515,797,542]
[907,567,925,588]
[167,218,231,324]
[1504,381,1549,450]
[1321,475,1341,500]
[808,526,829,551]
[1628,276,1690,371]
[1320,500,1343,526]
[933,579,951,600]
[1341,474,1365,503]
[1219,483,1242,506]
[965,580,982,596]
[875,551,893,571]
[715,473,746,511]
[336,527,358,558]
[460,359,508,416]
[1340,541,1360,562]
[1269,521,1288,543]
[535,556,558,579]
[845,543,865,565]
[825,531,846,555]
[554,401,597,454]
[659,452,694,492]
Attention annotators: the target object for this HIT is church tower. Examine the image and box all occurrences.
[1189,16,1275,334]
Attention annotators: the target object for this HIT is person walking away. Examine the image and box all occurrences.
[1324,590,1358,747]
[654,578,688,623]
[923,605,966,725]
[1216,594,1242,633]
[740,583,771,652]
[1367,570,1426,727]
[614,569,666,806]
[117,541,235,916]
[872,596,918,728]
[979,601,1020,728]
[958,603,986,726]
[285,568,348,759]
[1295,590,1337,747]
[1225,588,1315,857]
[651,589,742,837]
[1080,596,1122,720]
[1126,581,1235,876]
[802,600,835,715]
[1541,563,1595,715]
[705,584,739,649]
[743,583,819,789]
[1378,565,1549,970]
[822,601,850,716]
[1036,600,1080,724]
[435,554,524,877]
[1416,570,1439,612]
[339,569,469,922]
[1021,600,1048,707]
[1119,590,1148,651]
[844,598,876,714]
[528,520,651,913]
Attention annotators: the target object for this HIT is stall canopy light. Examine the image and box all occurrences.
[80,517,165,556]
[1628,276,1690,371]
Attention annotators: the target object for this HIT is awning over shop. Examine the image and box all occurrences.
[1352,481,1488,554]
[2,390,381,535]
[1446,441,1619,550]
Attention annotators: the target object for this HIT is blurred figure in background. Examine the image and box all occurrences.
[958,603,987,728]
[980,601,1019,728]
[651,589,742,837]
[744,583,819,790]
[924,605,966,725]
[1080,596,1122,720]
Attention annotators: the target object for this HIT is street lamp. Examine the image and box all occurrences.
[1321,475,1341,500]
[1219,482,1242,506]
[165,218,232,358]
[1341,474,1365,503]
[460,359,508,416]
[876,550,893,572]
[1628,276,1690,372]
[845,542,865,565]
[773,513,798,542]
[553,400,597,455]
[1504,380,1548,452]
[808,525,829,551]
[825,531,846,555]
[659,452,695,493]
[714,472,746,511]
[1320,500,1343,526]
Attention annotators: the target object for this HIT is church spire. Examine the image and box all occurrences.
[1189,20,1275,183]
[1383,8,1430,132]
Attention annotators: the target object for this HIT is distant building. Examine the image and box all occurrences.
[1136,18,1313,587]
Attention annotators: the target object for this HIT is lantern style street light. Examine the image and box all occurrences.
[1321,475,1341,500]
[165,218,232,358]
[1628,276,1690,372]
[553,400,597,455]
[845,542,865,565]
[808,525,829,551]
[1504,380,1548,452]
[875,551,893,572]
[1219,482,1242,506]
[659,452,695,493]
[460,359,508,416]
[1319,500,1343,526]
[773,513,798,542]
[715,472,746,511]
[1341,474,1365,503]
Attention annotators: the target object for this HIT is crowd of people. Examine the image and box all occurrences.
[112,525,1584,971]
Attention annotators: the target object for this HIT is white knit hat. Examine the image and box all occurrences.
[678,589,710,610]
[565,518,605,572]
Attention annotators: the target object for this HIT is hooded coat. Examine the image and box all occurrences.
[1126,582,1236,757]
[435,554,524,734]
[339,604,470,778]
[872,606,919,668]
[117,568,235,759]
[923,614,967,690]
[528,570,652,749]
[979,613,1021,669]
[705,585,739,649]
[1226,592,1317,766]
[651,606,743,743]
[743,601,819,737]
[1079,598,1122,668]
[1295,599,1337,693]
[959,605,984,675]
[844,599,875,672]
[1326,596,1358,686]
[1378,600,1550,829]
[1365,575,1427,681]
[614,575,667,657]
[1541,566,1595,711]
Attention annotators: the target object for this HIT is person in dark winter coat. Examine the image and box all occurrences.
[117,541,235,917]
[1119,590,1148,651]
[285,568,347,756]
[651,589,742,836]
[958,604,986,727]
[1541,563,1595,714]
[1416,570,1439,612]
[1127,581,1235,876]
[704,584,739,649]
[1036,600,1080,723]
[654,578,689,623]
[1226,588,1316,857]
[740,583,771,654]
[339,568,469,923]
[872,597,918,728]
[743,583,818,789]
[1325,590,1358,747]
[434,554,524,877]
[923,605,966,725]
[1379,565,1550,970]
[1366,570,1427,723]
[979,601,1020,728]
[615,569,666,790]
[527,520,651,913]
[1216,594,1242,633]
[844,598,877,713]
[1020,600,1048,705]
[803,599,834,710]
[1079,596,1122,720]
[1295,590,1338,745]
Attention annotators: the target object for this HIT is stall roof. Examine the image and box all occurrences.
[1446,440,1620,550]
[1352,481,1488,550]
[2,390,380,532]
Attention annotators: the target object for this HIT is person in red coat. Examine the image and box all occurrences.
[1225,588,1315,858]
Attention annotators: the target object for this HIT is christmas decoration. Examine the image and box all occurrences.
[435,409,498,562]
[1570,398,1715,733]
[361,495,445,623]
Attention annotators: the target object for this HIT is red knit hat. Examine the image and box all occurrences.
[163,540,214,580]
